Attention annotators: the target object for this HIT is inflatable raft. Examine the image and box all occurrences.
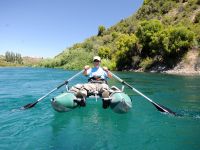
[51,86,132,114]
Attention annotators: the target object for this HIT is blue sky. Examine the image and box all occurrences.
[0,0,143,58]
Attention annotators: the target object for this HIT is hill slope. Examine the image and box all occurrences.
[40,0,200,74]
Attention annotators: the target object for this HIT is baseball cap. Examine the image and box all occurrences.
[93,56,101,61]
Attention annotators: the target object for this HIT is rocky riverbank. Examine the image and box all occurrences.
[163,49,200,75]
[135,49,200,76]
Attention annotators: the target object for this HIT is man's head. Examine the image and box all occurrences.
[93,56,101,62]
[93,56,101,67]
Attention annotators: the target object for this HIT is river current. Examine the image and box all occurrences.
[0,67,200,150]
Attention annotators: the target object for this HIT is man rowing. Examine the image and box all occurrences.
[69,56,112,108]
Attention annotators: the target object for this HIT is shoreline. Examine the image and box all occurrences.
[162,70,200,76]
[133,68,200,76]
[1,66,200,76]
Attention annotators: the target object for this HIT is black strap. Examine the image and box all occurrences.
[88,77,107,84]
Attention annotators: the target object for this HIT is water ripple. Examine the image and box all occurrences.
[1,68,200,150]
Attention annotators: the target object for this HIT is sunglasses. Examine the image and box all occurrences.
[93,60,100,62]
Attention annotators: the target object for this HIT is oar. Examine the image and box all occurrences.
[21,70,83,110]
[109,71,176,115]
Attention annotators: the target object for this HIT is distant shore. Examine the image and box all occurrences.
[163,69,200,76]
[1,65,200,76]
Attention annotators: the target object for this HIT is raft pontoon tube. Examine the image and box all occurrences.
[110,92,132,114]
[51,89,132,113]
[51,92,78,112]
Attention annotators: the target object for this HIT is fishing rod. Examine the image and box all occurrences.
[109,71,176,115]
[21,70,83,110]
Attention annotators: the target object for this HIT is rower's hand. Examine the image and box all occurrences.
[84,65,90,70]
[83,65,90,76]
[103,66,112,78]
[103,66,108,72]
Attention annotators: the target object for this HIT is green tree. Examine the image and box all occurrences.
[149,29,170,57]
[98,46,111,59]
[136,19,163,57]
[62,48,93,70]
[114,33,138,70]
[168,26,194,55]
[5,51,23,64]
[15,53,23,64]
[5,51,14,62]
[98,25,106,36]
[194,11,200,23]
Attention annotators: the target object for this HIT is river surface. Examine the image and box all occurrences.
[0,67,200,150]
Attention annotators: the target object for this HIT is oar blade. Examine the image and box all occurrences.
[21,101,38,110]
[152,103,176,115]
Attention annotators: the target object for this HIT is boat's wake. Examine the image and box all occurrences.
[173,109,200,120]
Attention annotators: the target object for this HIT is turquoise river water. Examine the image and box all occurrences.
[0,67,200,150]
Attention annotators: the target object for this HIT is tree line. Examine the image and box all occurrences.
[5,51,23,64]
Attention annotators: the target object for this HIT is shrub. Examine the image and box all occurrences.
[136,19,163,57]
[98,46,111,59]
[139,57,154,70]
[62,48,93,70]
[194,11,200,23]
[168,26,194,54]
[98,25,106,36]
[101,59,116,70]
[114,33,138,70]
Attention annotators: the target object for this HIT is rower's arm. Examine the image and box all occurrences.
[107,71,112,78]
